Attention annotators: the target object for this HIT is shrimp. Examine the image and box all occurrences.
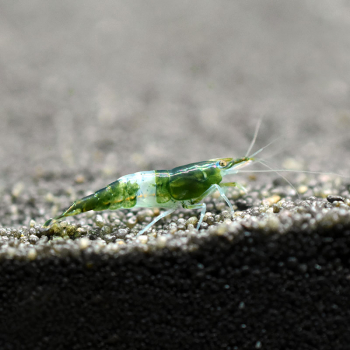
[44,118,269,236]
[43,156,256,236]
[43,118,346,236]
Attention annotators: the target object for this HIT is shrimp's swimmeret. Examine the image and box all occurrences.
[44,157,254,236]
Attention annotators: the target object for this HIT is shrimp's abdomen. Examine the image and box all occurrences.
[44,172,147,226]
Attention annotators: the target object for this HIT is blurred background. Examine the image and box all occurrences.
[0,0,350,189]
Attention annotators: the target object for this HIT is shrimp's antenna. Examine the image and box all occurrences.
[257,160,301,199]
[255,143,290,162]
[245,115,264,157]
[248,137,282,159]
[237,168,349,178]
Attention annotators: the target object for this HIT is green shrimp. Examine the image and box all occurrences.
[46,117,344,236]
[44,156,254,236]
[44,119,269,236]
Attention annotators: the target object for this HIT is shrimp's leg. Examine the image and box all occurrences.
[188,182,241,227]
[138,181,244,235]
[137,206,178,236]
[220,181,247,193]
[192,182,237,211]
[183,202,207,230]
[212,184,234,214]
[183,183,224,229]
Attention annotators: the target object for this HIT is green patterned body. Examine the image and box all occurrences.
[44,176,142,225]
[44,158,250,226]
[156,161,223,203]
[71,179,140,214]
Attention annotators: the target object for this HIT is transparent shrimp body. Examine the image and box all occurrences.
[44,157,254,235]
[46,116,344,235]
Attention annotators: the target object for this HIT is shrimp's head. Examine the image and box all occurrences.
[210,157,254,178]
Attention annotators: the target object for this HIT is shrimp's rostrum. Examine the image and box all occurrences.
[44,157,254,236]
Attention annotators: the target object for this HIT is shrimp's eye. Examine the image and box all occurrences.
[219,160,227,167]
